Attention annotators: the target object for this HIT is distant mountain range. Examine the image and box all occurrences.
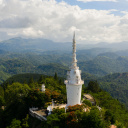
[1,44,128,83]
[79,55,128,76]
[0,37,72,52]
[1,37,128,53]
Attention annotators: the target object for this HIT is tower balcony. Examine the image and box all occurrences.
[65,79,84,85]
[81,80,84,85]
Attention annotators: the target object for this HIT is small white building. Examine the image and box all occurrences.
[47,99,66,115]
[64,33,84,107]
[41,84,45,92]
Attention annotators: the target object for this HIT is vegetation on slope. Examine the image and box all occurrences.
[0,73,66,128]
[79,56,128,76]
[1,50,128,84]
[99,72,128,108]
[2,71,128,110]
[85,81,128,127]
[0,74,128,128]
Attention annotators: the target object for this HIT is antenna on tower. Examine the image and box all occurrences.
[73,31,75,42]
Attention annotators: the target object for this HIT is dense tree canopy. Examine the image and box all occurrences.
[26,89,45,108]
[5,82,30,105]
[87,81,100,93]
[0,75,128,128]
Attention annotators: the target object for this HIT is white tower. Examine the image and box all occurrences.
[64,33,84,107]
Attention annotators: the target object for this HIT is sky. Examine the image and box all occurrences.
[0,0,128,44]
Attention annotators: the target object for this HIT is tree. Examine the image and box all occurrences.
[0,86,4,97]
[27,89,45,108]
[51,91,60,100]
[0,106,4,127]
[59,113,67,128]
[105,110,115,124]
[29,77,34,84]
[6,119,22,128]
[81,109,106,128]
[87,81,100,93]
[82,99,92,107]
[54,72,58,80]
[59,79,63,85]
[66,111,78,128]
[22,114,29,128]
[5,82,30,105]
[67,104,86,112]
[0,96,5,108]
[52,108,65,115]
[45,88,52,101]
[38,75,44,84]
[47,113,60,127]
[28,77,34,88]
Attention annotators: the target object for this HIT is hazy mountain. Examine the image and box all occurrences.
[1,37,128,53]
[0,49,7,54]
[92,41,128,51]
[97,52,119,59]
[0,37,72,52]
[79,54,128,76]
[115,49,128,56]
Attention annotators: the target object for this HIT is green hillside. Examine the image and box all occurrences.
[79,56,128,76]
[1,50,128,110]
[1,76,128,128]
[0,71,10,84]
[2,72,128,109]
[99,72,128,108]
[0,52,97,84]
[1,49,128,84]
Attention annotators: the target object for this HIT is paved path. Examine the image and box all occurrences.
[35,109,47,117]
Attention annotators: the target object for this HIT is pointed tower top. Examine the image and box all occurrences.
[71,32,77,69]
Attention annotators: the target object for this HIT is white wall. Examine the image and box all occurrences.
[66,84,82,106]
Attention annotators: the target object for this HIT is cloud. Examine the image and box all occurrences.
[0,0,128,43]
[0,16,32,28]
[77,0,117,2]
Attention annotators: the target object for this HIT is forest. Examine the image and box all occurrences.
[0,73,128,128]
[1,37,128,127]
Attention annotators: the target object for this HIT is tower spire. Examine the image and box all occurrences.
[72,32,77,69]
[73,31,75,42]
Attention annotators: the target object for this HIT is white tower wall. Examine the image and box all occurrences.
[66,84,82,106]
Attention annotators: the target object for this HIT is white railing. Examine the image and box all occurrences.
[30,107,38,111]
[29,108,47,121]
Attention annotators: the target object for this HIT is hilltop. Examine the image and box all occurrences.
[1,37,128,53]
[2,72,128,109]
[0,75,128,128]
